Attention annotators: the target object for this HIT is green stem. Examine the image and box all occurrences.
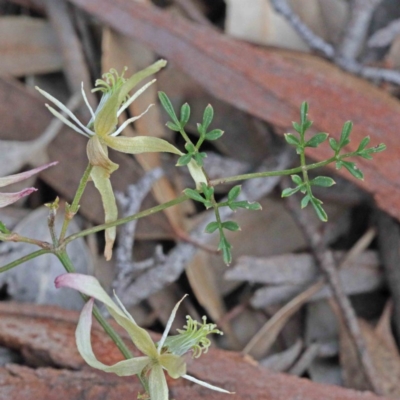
[56,250,134,358]
[0,249,50,273]
[179,127,193,145]
[209,153,354,186]
[63,194,189,245]
[59,164,93,242]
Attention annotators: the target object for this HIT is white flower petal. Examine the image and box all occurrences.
[45,105,91,138]
[158,295,187,354]
[182,374,233,394]
[113,290,137,324]
[36,86,94,136]
[111,104,154,137]
[55,273,158,358]
[117,79,156,117]
[81,82,95,120]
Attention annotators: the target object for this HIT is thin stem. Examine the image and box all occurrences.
[209,153,355,186]
[59,163,93,241]
[63,194,189,244]
[179,127,193,145]
[0,233,52,249]
[0,249,50,273]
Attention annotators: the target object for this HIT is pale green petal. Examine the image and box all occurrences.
[159,354,186,379]
[187,159,208,190]
[118,60,166,105]
[75,298,151,375]
[55,273,158,358]
[90,166,118,260]
[182,374,234,394]
[103,135,182,156]
[87,136,119,176]
[158,295,187,353]
[94,60,166,138]
[93,91,119,137]
[149,364,169,400]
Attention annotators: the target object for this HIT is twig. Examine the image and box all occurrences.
[283,179,383,395]
[269,0,335,58]
[242,227,376,355]
[377,211,400,342]
[337,0,384,60]
[270,0,400,86]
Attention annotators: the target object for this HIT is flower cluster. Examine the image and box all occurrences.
[37,60,205,260]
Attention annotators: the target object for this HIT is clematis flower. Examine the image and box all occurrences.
[0,162,57,208]
[36,60,206,260]
[55,273,232,400]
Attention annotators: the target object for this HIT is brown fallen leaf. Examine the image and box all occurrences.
[0,17,62,76]
[339,317,400,398]
[69,0,400,222]
[0,302,393,400]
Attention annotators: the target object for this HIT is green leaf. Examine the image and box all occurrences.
[180,103,190,127]
[222,221,240,231]
[193,152,207,167]
[284,133,300,146]
[291,174,303,185]
[176,153,193,166]
[311,176,336,187]
[205,129,224,141]
[197,123,205,136]
[0,220,10,234]
[303,120,313,131]
[306,132,328,148]
[228,185,241,202]
[339,121,352,148]
[281,186,301,197]
[184,142,196,153]
[364,143,386,154]
[292,122,302,133]
[329,138,339,152]
[205,221,219,234]
[358,152,373,160]
[158,92,179,124]
[201,183,214,200]
[301,194,310,209]
[165,121,181,131]
[341,160,364,180]
[310,197,327,222]
[300,102,309,125]
[218,235,232,266]
[202,105,214,130]
[183,188,205,203]
[229,200,261,211]
[357,136,370,152]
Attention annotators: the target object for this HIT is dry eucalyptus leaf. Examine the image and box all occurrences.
[227,250,378,285]
[260,338,303,372]
[0,206,92,309]
[0,17,62,76]
[340,318,400,397]
[225,0,348,50]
